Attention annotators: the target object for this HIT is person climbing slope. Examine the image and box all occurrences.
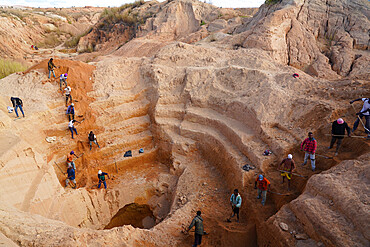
[64,86,72,107]
[98,170,110,189]
[48,58,57,79]
[186,210,205,247]
[10,97,25,118]
[350,97,370,139]
[255,174,270,206]
[278,154,296,191]
[65,165,76,189]
[60,73,68,90]
[227,189,242,222]
[68,119,80,139]
[66,103,75,121]
[88,131,100,150]
[300,132,317,171]
[329,118,351,156]
[66,151,79,170]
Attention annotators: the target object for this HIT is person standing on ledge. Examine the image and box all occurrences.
[10,97,25,118]
[65,164,76,189]
[186,210,204,247]
[329,118,351,156]
[66,103,75,121]
[300,132,317,171]
[88,131,100,150]
[98,170,110,189]
[48,58,57,79]
[68,119,80,139]
[66,151,79,170]
[227,189,242,222]
[350,97,370,139]
[60,73,68,90]
[255,174,270,206]
[64,86,72,107]
[278,154,296,191]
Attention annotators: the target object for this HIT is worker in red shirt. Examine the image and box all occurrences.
[301,132,317,171]
[254,174,270,206]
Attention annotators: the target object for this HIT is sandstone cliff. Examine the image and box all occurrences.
[231,0,370,79]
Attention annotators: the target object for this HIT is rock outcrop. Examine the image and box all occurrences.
[0,7,101,59]
[232,0,370,79]
[259,153,370,247]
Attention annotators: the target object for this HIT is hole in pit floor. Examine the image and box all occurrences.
[104,203,156,230]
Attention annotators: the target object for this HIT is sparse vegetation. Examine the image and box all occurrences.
[64,27,93,48]
[0,59,28,79]
[98,0,145,29]
[265,0,281,4]
[0,8,29,21]
[200,20,206,26]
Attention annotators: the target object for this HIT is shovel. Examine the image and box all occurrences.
[351,104,370,132]
[316,153,333,159]
[278,170,307,178]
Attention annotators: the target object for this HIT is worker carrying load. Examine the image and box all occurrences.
[278,154,296,191]
[329,118,351,156]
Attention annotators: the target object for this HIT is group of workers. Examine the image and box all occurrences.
[7,57,369,246]
[46,58,105,189]
[187,102,369,246]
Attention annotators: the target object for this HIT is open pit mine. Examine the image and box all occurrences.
[0,0,369,246]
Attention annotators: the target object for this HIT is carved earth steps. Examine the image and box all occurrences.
[179,120,247,190]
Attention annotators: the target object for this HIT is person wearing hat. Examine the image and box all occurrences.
[66,103,75,121]
[329,118,351,156]
[60,73,68,90]
[65,164,76,189]
[254,175,270,206]
[64,86,72,107]
[98,170,110,189]
[227,189,242,222]
[48,58,57,79]
[66,151,79,170]
[278,154,296,191]
[88,131,100,150]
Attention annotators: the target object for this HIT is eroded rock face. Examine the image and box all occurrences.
[233,0,370,79]
[259,153,370,247]
[0,8,101,59]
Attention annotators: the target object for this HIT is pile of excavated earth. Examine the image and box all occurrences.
[0,0,369,246]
